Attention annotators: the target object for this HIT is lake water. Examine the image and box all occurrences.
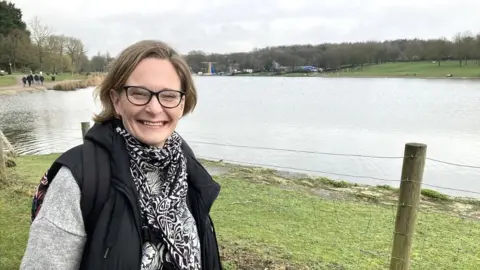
[1,76,480,198]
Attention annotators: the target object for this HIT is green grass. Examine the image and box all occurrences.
[232,61,480,78]
[50,74,87,82]
[2,155,480,269]
[0,75,17,86]
[338,61,480,78]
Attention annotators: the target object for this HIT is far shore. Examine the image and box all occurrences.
[0,84,51,96]
[0,81,72,96]
[202,61,480,80]
[226,72,480,79]
[0,73,104,96]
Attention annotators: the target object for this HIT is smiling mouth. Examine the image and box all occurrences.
[139,120,168,127]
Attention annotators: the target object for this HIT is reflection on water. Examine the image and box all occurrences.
[0,87,100,154]
[2,78,480,198]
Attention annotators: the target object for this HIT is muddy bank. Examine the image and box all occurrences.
[200,158,480,220]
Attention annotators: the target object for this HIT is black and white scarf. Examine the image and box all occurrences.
[115,125,201,270]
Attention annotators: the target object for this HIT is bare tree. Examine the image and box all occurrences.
[66,37,86,74]
[46,34,68,72]
[28,16,52,70]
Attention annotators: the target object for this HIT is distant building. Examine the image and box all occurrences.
[300,66,318,72]
[272,60,281,70]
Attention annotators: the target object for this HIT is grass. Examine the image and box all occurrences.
[52,73,105,91]
[2,155,480,269]
[0,75,17,87]
[338,61,480,78]
[51,73,89,82]
[231,61,480,78]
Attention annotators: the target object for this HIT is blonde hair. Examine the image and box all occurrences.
[93,40,197,123]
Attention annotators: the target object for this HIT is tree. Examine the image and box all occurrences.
[65,37,86,73]
[0,29,31,71]
[90,51,115,72]
[0,1,27,36]
[28,16,52,70]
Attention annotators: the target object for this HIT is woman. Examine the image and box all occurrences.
[21,40,222,270]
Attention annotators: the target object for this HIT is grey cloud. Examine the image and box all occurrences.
[13,0,480,57]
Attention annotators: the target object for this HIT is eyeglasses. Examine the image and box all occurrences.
[122,86,185,108]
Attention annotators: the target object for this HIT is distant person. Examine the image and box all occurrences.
[21,40,223,270]
[26,74,33,87]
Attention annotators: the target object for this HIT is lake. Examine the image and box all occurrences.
[1,76,480,198]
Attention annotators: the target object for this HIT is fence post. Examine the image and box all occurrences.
[81,122,91,141]
[0,139,6,185]
[390,143,427,270]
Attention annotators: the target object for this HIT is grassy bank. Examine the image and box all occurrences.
[338,61,480,78]
[1,154,480,269]
[232,61,480,79]
[51,73,105,91]
[0,73,95,96]
[0,75,17,86]
[52,73,88,82]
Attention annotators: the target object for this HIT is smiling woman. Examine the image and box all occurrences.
[20,40,222,270]
[109,58,187,147]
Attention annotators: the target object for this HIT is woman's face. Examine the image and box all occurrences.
[110,58,185,148]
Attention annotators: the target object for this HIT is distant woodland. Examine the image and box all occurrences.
[1,1,479,75]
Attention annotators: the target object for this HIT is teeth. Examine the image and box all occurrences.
[142,121,164,126]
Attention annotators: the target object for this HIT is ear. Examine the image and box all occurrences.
[110,89,121,115]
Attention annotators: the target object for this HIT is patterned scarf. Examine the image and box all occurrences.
[115,125,201,270]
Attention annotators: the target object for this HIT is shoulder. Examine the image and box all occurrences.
[53,144,85,180]
[180,137,196,159]
[40,165,80,208]
[35,165,85,235]
[56,144,84,164]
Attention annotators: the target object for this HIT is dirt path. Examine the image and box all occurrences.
[0,75,57,96]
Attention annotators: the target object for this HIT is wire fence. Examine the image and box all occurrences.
[189,141,480,269]
[3,122,480,270]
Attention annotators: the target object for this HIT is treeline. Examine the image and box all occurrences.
[185,33,480,73]
[0,1,112,74]
[3,1,479,75]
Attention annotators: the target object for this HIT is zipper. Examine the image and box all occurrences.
[104,180,143,257]
[103,191,125,259]
[107,181,184,270]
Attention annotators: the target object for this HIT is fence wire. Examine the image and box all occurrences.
[4,130,480,269]
[188,140,480,269]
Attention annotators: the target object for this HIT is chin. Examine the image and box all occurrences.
[125,119,176,147]
[137,125,173,147]
[135,134,170,147]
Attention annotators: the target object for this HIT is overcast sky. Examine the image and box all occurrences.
[12,0,480,57]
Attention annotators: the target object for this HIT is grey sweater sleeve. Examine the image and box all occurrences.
[20,166,87,270]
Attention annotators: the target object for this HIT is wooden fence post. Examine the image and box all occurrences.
[81,122,91,141]
[0,139,6,185]
[390,143,427,270]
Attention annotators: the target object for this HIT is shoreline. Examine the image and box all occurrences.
[200,158,480,212]
[5,153,480,215]
[0,85,49,96]
[2,75,478,95]
[198,73,480,80]
[0,79,90,96]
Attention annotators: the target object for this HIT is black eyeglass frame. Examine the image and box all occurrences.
[121,85,186,108]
